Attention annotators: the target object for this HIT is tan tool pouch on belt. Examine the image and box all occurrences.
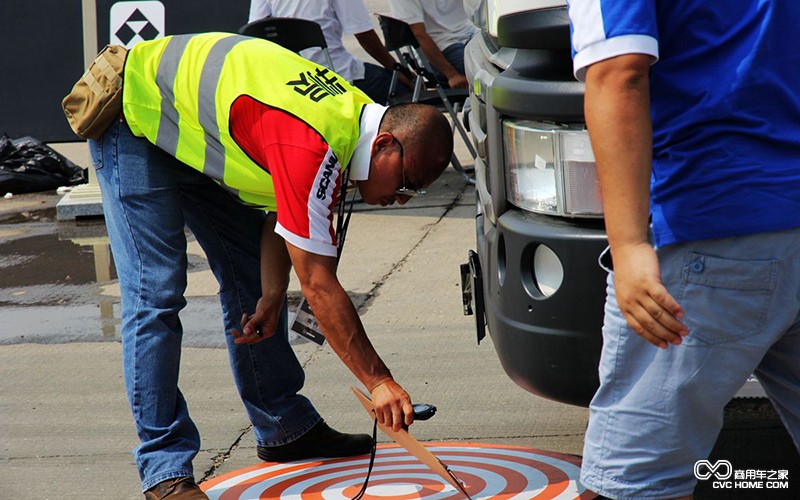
[62,45,128,140]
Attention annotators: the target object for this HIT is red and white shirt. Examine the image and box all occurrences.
[230,95,385,257]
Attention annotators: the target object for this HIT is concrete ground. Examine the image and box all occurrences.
[0,131,589,499]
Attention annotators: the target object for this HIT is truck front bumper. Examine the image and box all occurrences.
[466,180,608,407]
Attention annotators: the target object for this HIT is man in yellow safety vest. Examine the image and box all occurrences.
[87,32,453,499]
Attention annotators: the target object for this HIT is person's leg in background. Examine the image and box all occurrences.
[353,62,411,105]
[432,42,466,87]
[90,119,201,492]
[441,42,466,76]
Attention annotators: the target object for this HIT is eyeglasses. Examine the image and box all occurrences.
[393,138,426,197]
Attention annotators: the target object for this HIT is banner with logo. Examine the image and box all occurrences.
[0,0,248,142]
[694,459,790,492]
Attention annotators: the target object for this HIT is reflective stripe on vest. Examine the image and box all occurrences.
[154,35,246,199]
[154,35,189,158]
[123,33,372,210]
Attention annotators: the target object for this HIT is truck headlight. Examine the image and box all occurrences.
[503,120,602,217]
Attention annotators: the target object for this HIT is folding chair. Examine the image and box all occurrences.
[238,17,334,70]
[376,14,477,184]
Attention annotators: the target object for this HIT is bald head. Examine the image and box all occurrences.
[379,103,453,184]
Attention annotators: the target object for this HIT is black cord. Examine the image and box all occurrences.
[336,153,374,500]
[350,418,378,500]
[335,167,354,265]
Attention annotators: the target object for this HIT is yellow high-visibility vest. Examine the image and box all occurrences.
[122,32,372,209]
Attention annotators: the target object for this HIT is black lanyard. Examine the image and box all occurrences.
[350,418,378,500]
[334,168,377,499]
[335,166,354,263]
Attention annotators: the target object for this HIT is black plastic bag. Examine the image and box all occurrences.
[0,134,87,194]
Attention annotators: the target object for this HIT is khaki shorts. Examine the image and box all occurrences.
[581,227,800,498]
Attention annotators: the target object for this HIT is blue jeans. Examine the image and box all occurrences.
[581,229,800,498]
[89,120,320,491]
[432,43,467,86]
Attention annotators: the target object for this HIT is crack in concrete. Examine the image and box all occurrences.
[300,186,466,361]
[200,426,252,483]
[357,188,467,313]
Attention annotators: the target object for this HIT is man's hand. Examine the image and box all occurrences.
[612,243,688,348]
[231,294,284,344]
[371,379,414,432]
[447,73,468,89]
[408,23,468,90]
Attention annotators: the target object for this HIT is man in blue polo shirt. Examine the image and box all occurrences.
[567,1,800,498]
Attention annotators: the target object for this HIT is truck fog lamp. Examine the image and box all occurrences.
[503,121,602,217]
[533,244,563,297]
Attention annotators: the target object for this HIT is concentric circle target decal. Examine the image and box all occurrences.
[202,442,595,499]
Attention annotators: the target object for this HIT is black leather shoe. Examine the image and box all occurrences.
[257,420,372,462]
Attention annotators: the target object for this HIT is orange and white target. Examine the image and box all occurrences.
[201,442,595,499]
